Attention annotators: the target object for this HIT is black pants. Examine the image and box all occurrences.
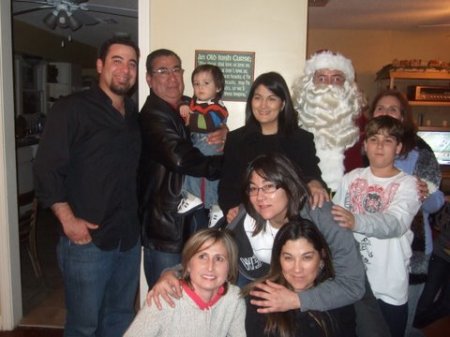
[355,276,392,337]
[414,254,450,328]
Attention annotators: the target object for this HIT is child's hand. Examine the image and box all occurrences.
[179,105,191,118]
[331,204,356,230]
[179,105,191,125]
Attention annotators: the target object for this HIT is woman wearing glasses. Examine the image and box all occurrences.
[218,72,329,224]
[148,153,364,316]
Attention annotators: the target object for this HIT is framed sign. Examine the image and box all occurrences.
[195,50,255,101]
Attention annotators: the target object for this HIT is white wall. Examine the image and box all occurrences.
[0,0,22,330]
[147,0,309,130]
[137,0,309,305]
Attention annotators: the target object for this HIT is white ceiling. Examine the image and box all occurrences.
[12,0,450,48]
[309,0,450,30]
[12,0,138,47]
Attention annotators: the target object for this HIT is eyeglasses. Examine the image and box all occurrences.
[313,73,345,86]
[151,67,184,77]
[247,183,279,196]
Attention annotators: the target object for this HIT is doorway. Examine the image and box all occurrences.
[7,0,141,329]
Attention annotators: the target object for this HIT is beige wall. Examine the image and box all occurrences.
[308,28,450,104]
[148,0,309,130]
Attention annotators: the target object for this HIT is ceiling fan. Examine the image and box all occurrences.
[12,0,137,31]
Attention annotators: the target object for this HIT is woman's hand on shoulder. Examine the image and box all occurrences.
[416,177,430,202]
[307,180,330,210]
[146,270,182,310]
[226,206,239,223]
[249,280,300,313]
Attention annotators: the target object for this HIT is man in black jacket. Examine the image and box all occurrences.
[139,49,225,288]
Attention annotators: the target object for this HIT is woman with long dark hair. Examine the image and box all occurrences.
[243,219,356,337]
[218,72,328,223]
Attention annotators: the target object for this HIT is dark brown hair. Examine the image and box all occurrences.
[191,64,225,99]
[98,36,140,63]
[365,115,405,157]
[241,153,309,236]
[242,219,334,337]
[145,49,182,73]
[245,72,299,135]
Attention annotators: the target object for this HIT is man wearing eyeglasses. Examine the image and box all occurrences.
[138,49,225,289]
[293,50,366,194]
[293,51,393,337]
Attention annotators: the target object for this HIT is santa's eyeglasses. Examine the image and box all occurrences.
[313,72,345,86]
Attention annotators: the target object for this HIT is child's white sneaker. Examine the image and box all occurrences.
[177,192,203,214]
[208,204,224,227]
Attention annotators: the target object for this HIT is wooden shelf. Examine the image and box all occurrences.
[389,71,450,81]
[409,101,450,107]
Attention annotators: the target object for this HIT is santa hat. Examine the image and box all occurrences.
[304,50,355,82]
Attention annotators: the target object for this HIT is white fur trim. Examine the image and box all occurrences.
[304,51,355,82]
[316,148,346,192]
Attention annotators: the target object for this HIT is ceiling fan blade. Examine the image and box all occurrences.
[72,9,99,26]
[83,4,137,18]
[13,0,50,4]
[13,5,53,16]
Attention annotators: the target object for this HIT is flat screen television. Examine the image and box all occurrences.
[417,127,450,166]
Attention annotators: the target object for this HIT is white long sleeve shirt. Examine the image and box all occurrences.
[333,167,421,305]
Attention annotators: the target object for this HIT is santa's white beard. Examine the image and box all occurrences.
[300,84,360,150]
[295,81,362,191]
[316,148,345,192]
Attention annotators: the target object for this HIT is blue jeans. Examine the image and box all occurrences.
[57,236,140,337]
[183,132,221,208]
[143,246,181,289]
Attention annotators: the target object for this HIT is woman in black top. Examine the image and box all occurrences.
[218,72,328,223]
[242,219,356,337]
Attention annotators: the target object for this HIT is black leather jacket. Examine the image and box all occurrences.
[138,91,222,253]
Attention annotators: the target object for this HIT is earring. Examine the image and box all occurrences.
[319,261,324,270]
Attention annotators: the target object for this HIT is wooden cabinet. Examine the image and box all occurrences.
[381,71,450,127]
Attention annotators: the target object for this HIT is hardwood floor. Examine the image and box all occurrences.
[19,208,65,328]
[2,318,450,337]
[0,327,63,337]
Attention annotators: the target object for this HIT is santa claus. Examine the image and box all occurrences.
[293,50,367,192]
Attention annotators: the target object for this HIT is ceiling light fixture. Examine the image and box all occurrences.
[43,10,58,30]
[43,6,81,31]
